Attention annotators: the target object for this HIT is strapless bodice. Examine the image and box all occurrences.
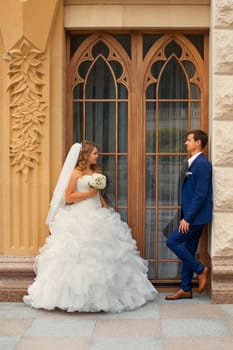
[76,175,92,192]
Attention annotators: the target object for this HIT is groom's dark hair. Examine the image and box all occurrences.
[187,130,208,149]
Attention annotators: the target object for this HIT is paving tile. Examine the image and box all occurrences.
[162,319,230,337]
[25,319,96,337]
[36,309,97,319]
[163,336,233,350]
[96,300,159,320]
[90,337,163,350]
[220,305,233,318]
[15,336,91,350]
[0,303,35,319]
[94,319,161,337]
[0,319,33,336]
[160,304,222,319]
[225,319,233,335]
[0,337,20,350]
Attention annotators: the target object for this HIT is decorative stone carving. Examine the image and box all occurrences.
[213,121,233,165]
[3,38,47,181]
[213,76,233,120]
[215,0,233,27]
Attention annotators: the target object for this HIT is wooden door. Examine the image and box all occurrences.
[66,31,209,285]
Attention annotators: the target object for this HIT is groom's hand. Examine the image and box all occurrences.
[179,219,190,234]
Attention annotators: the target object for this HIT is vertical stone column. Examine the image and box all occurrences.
[211,0,233,303]
[0,0,64,300]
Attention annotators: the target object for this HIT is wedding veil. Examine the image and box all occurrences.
[46,143,82,226]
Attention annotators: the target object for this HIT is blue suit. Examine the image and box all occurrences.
[167,153,213,291]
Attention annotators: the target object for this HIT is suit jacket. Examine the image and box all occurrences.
[182,153,212,225]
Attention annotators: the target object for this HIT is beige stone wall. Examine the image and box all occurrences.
[211,0,233,257]
[64,0,210,28]
[0,0,64,256]
[211,0,233,303]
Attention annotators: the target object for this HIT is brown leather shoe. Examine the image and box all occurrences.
[198,266,209,293]
[165,289,192,300]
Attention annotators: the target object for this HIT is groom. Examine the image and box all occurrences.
[165,130,213,300]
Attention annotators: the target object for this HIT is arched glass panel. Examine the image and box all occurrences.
[165,41,182,58]
[92,41,109,58]
[159,57,188,99]
[85,102,115,153]
[145,36,203,281]
[158,102,187,153]
[73,84,83,99]
[72,38,128,218]
[86,58,116,99]
[190,84,200,99]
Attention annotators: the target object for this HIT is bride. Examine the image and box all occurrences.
[23,140,158,312]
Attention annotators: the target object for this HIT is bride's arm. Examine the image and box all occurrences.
[65,170,97,203]
[99,194,108,208]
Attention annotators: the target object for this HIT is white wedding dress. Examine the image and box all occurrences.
[24,175,158,312]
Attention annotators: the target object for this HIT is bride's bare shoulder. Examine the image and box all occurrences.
[71,168,83,179]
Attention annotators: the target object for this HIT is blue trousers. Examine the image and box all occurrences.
[166,225,205,291]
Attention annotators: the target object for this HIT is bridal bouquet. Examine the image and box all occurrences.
[89,173,106,190]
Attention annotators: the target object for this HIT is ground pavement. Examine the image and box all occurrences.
[0,292,233,350]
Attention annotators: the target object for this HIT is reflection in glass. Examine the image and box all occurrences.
[118,156,128,206]
[86,58,115,99]
[73,102,83,142]
[184,34,204,59]
[191,102,200,130]
[70,34,91,58]
[118,208,128,223]
[151,61,164,79]
[158,208,180,259]
[78,61,92,79]
[146,83,156,99]
[118,102,128,153]
[73,84,83,99]
[146,156,156,206]
[146,102,156,153]
[98,155,115,207]
[158,156,181,206]
[148,262,156,280]
[143,34,163,58]
[159,57,188,99]
[190,84,200,99]
[109,61,123,79]
[111,34,131,58]
[182,61,196,79]
[165,41,182,58]
[145,209,155,259]
[158,262,181,279]
[158,102,188,153]
[118,84,128,99]
[92,41,109,58]
[85,102,115,152]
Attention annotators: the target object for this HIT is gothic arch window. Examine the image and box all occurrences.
[67,32,209,284]
[67,35,131,220]
[143,34,208,280]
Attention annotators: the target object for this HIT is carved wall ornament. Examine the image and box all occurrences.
[3,38,47,181]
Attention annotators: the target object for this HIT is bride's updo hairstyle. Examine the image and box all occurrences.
[76,140,99,172]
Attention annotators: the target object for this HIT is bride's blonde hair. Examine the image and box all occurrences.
[76,140,99,172]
